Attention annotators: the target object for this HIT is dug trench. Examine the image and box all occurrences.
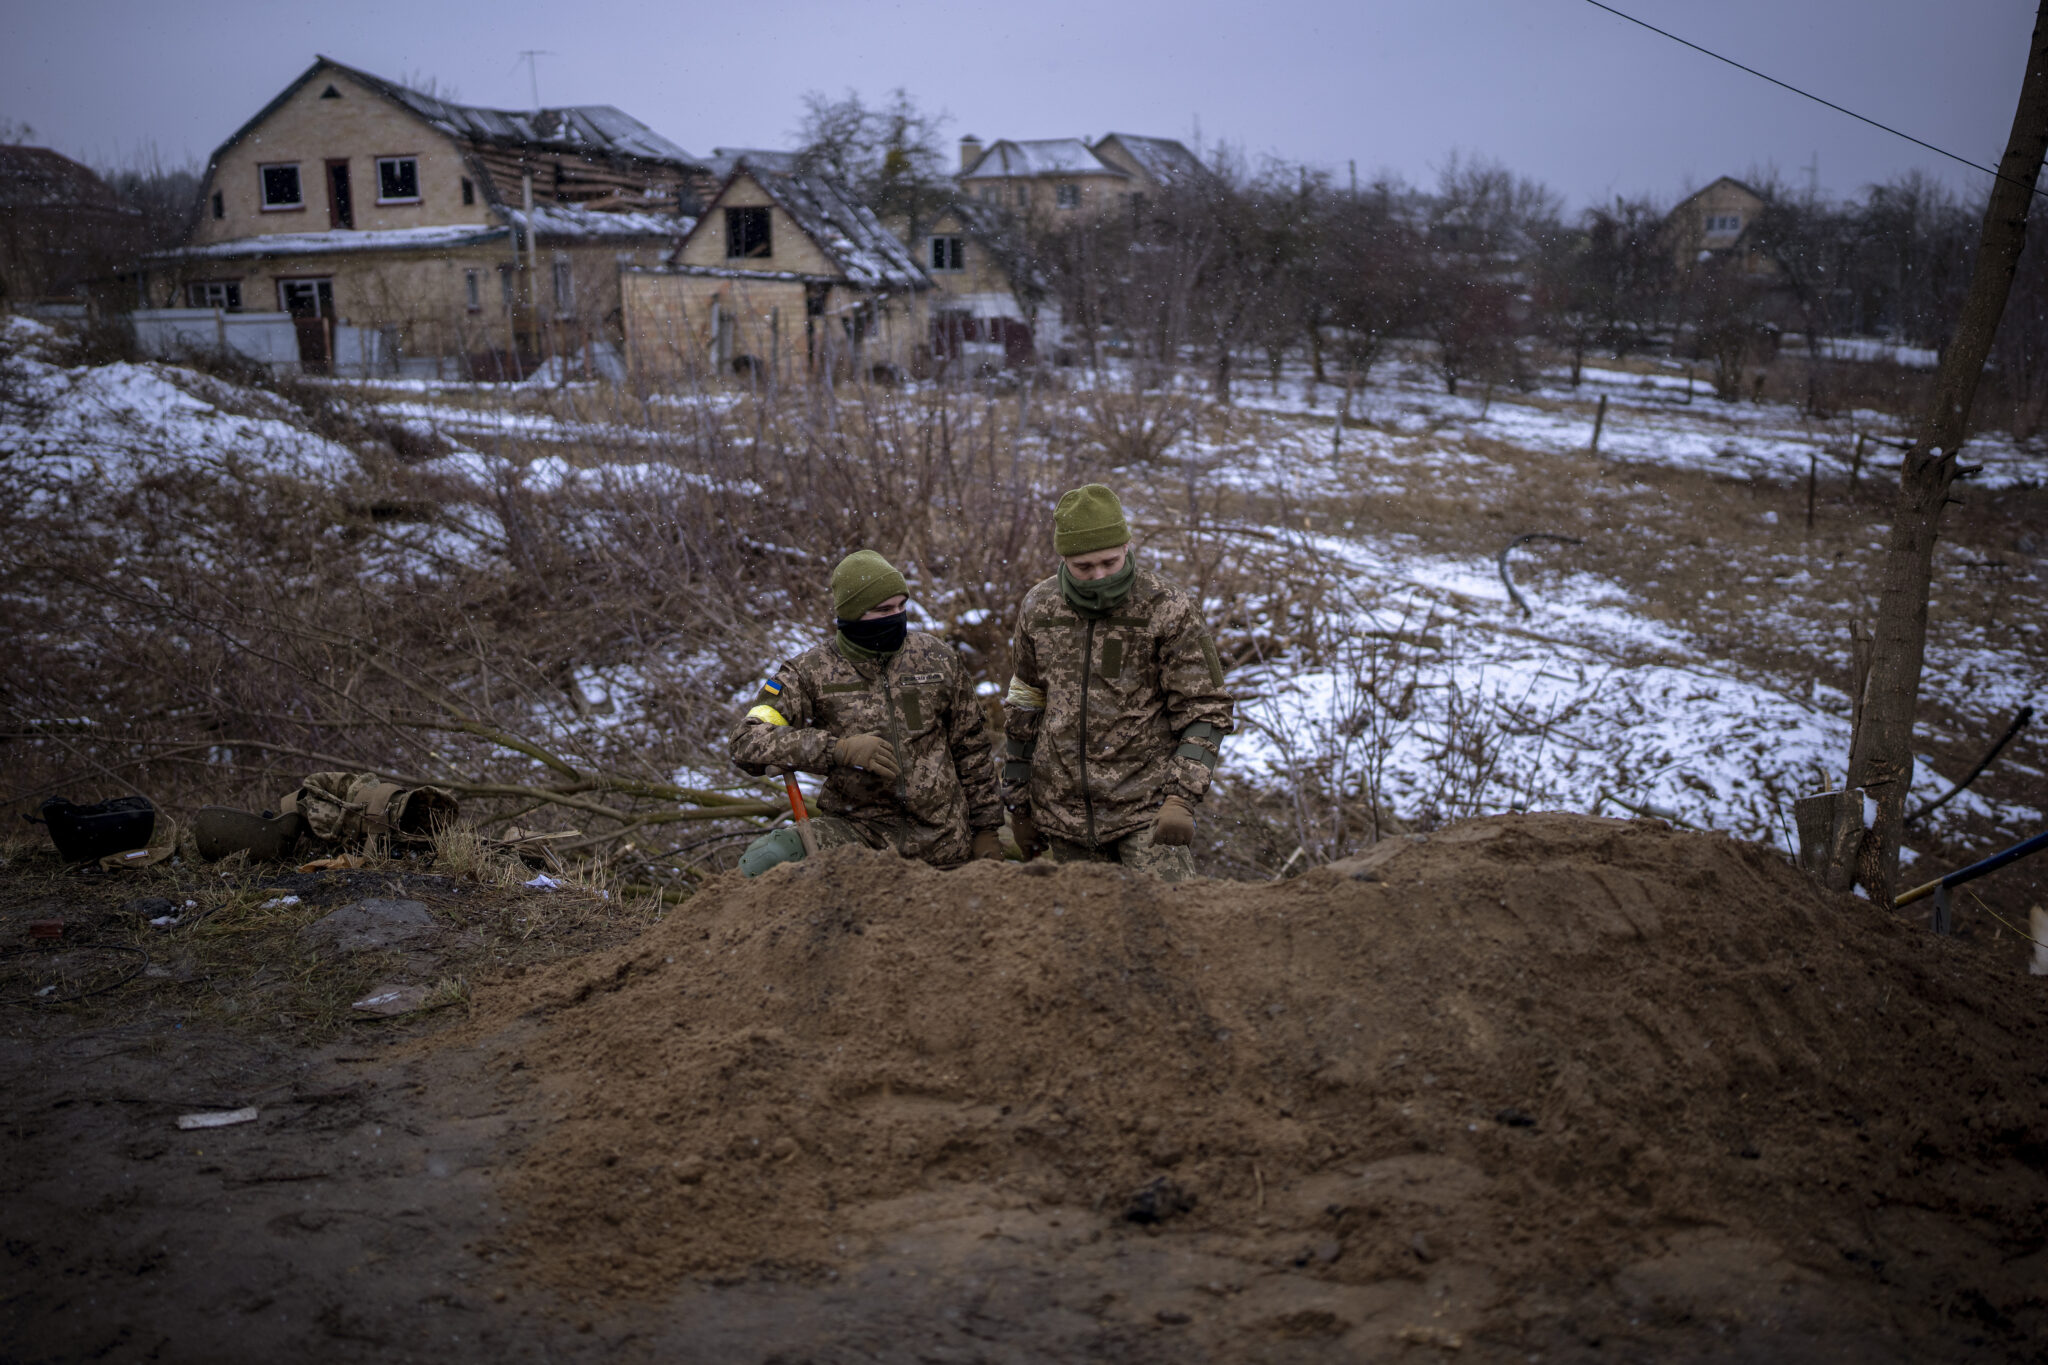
[5,812,2046,1362]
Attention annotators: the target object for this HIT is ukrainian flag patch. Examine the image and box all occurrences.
[759,678,784,697]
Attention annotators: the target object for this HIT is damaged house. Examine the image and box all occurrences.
[138,56,711,377]
[622,153,933,383]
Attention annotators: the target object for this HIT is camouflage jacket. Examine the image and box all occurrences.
[729,631,1001,866]
[1003,565,1234,846]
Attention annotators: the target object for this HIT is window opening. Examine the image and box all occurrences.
[465,268,482,311]
[278,278,333,317]
[1015,184,1027,208]
[552,256,574,313]
[186,281,242,311]
[260,163,303,210]
[929,235,965,272]
[725,206,772,259]
[1055,183,1079,210]
[210,191,224,220]
[376,157,420,204]
[327,159,353,229]
[461,176,475,206]
[320,84,342,99]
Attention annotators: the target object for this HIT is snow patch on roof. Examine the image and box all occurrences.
[716,159,930,292]
[155,224,510,260]
[961,139,1125,180]
[504,204,696,238]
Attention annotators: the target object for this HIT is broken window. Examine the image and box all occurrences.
[726,206,772,259]
[929,235,965,272]
[260,163,303,210]
[186,281,241,311]
[552,256,574,314]
[1055,183,1079,210]
[465,269,482,311]
[377,157,420,204]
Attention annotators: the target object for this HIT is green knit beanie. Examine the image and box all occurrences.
[830,549,908,619]
[1053,484,1131,556]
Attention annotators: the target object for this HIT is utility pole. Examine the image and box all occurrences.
[1823,2,2048,904]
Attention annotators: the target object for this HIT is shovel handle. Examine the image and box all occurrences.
[781,769,820,858]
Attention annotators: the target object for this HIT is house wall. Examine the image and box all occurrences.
[150,238,667,367]
[195,69,489,244]
[673,175,839,275]
[920,210,1017,303]
[958,173,1130,222]
[623,269,929,384]
[1668,180,1770,271]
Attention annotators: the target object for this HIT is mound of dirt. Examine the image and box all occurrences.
[478,813,2048,1341]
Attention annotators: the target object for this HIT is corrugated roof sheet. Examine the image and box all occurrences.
[325,57,702,167]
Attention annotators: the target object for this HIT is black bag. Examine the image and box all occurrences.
[35,796,157,863]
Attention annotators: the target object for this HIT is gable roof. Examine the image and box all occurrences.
[1093,134,1208,190]
[1669,176,1766,216]
[680,159,929,291]
[206,57,704,175]
[961,139,1127,181]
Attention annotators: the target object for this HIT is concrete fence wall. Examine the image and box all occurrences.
[130,308,412,378]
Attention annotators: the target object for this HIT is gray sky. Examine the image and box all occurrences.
[2,0,2034,210]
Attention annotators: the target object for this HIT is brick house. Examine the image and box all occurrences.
[956,132,1208,221]
[622,154,933,384]
[917,198,1061,368]
[1662,176,1773,275]
[140,56,711,376]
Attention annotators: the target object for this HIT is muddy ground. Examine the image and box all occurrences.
[5,815,2046,1364]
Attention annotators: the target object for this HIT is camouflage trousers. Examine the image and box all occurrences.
[1043,824,1196,883]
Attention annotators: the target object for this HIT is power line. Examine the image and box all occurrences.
[1579,0,2043,199]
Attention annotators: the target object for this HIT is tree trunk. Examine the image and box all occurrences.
[1832,4,2048,905]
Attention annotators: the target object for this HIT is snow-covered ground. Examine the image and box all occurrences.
[6,315,2041,860]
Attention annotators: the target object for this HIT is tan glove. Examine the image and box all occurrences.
[1007,807,1044,860]
[971,828,1004,861]
[833,733,900,781]
[1151,795,1196,847]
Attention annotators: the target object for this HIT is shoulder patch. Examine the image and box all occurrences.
[757,678,785,697]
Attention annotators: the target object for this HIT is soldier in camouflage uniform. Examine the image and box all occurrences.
[1002,485,1233,882]
[730,550,1004,874]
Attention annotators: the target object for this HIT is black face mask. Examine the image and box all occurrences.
[837,611,909,656]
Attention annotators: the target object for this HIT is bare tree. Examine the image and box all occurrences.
[791,88,953,244]
[1826,1,2048,904]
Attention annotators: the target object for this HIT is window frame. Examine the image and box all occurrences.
[186,280,243,311]
[258,162,305,212]
[725,205,773,260]
[460,176,475,206]
[929,235,965,272]
[551,254,575,316]
[1055,182,1080,210]
[210,190,224,220]
[375,155,422,206]
[464,268,483,313]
